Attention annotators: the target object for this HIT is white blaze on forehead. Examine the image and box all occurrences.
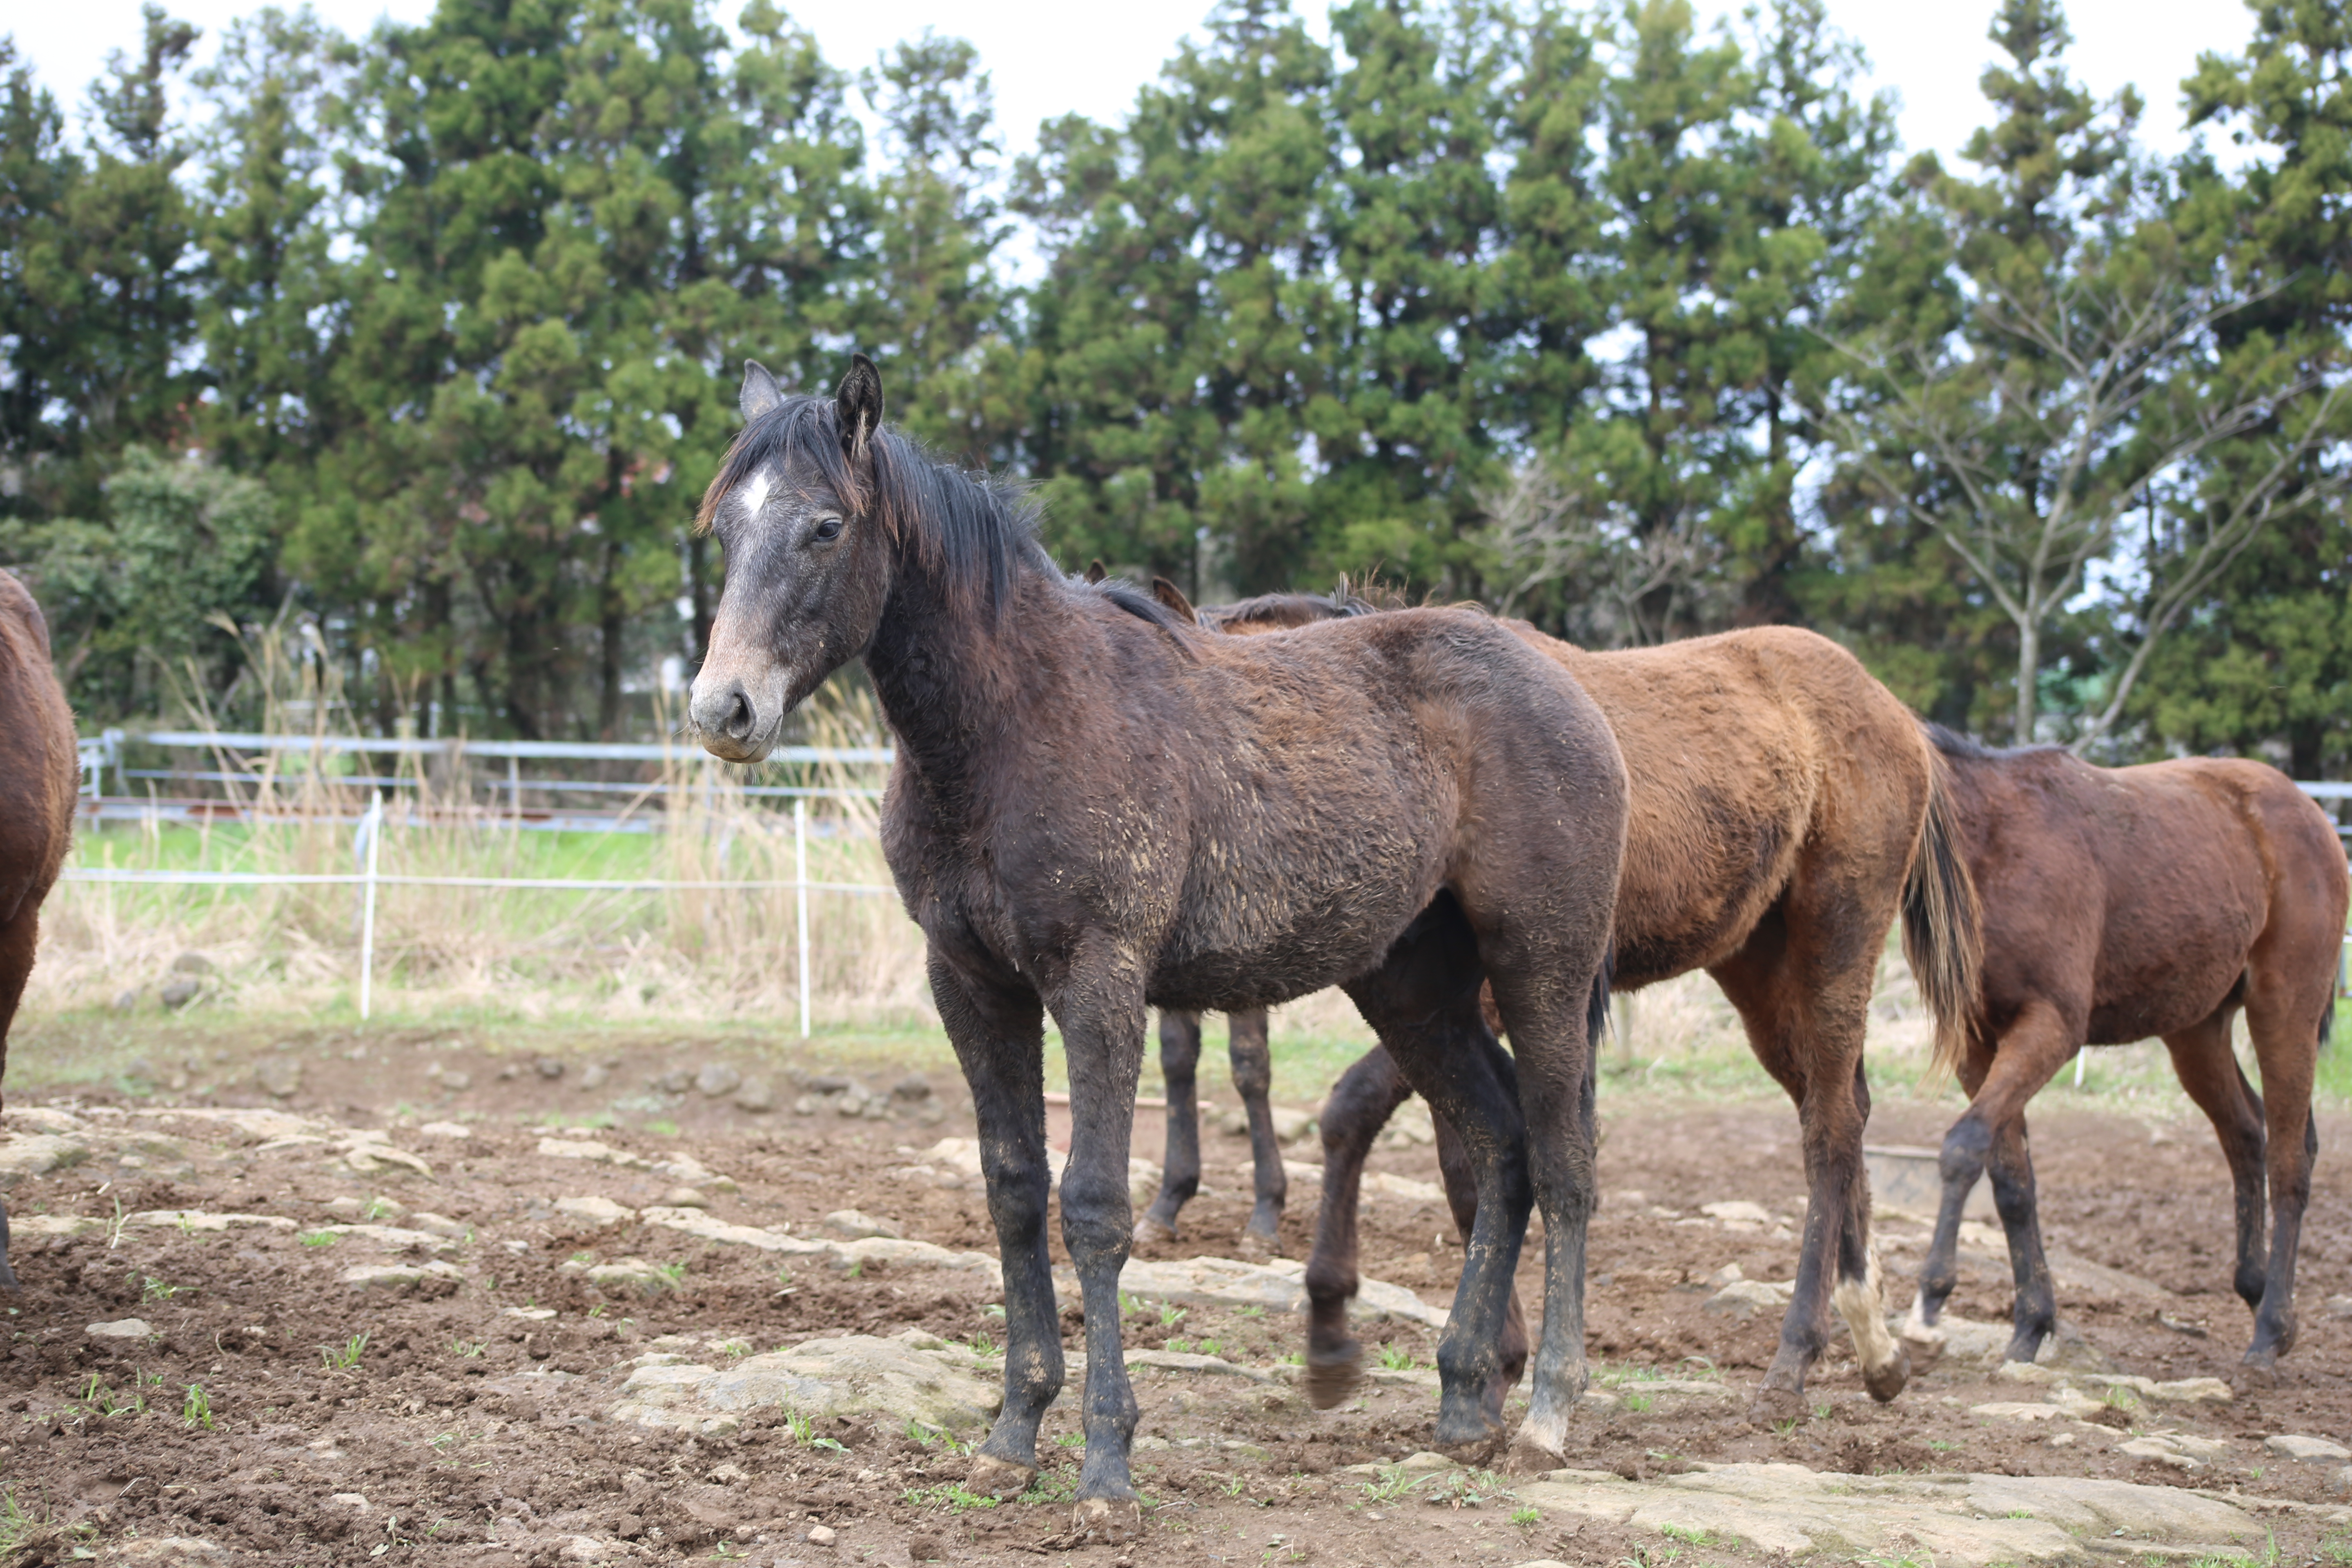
[735,470,773,521]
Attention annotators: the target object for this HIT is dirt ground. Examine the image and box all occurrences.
[4,1025,2352,1567]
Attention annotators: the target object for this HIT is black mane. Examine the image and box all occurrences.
[1203,588,1377,631]
[699,393,1053,618]
[1922,721,2064,762]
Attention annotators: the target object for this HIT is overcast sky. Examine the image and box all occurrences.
[12,0,2256,175]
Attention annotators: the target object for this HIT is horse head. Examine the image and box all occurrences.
[688,355,896,761]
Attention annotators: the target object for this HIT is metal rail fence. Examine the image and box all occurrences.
[62,732,900,1032]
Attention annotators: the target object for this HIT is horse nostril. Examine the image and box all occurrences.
[725,690,753,739]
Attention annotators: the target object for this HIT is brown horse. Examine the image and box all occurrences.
[686,357,1626,1524]
[0,568,78,1291]
[1907,727,2348,1376]
[1145,583,1981,1420]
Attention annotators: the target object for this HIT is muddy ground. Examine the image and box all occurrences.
[3,1026,2351,1567]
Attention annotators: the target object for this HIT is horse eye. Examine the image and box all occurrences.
[811,517,843,543]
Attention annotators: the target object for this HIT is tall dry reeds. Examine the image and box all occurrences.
[30,624,933,1026]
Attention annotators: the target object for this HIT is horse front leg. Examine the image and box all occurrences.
[1049,955,1151,1530]
[1228,1010,1287,1240]
[1302,1046,1414,1408]
[928,953,1060,1499]
[1135,1011,1204,1244]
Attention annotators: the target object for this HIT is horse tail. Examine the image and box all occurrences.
[1903,752,1984,1082]
[1588,949,1614,1050]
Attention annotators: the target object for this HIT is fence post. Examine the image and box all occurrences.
[795,797,811,1039]
[358,789,383,1022]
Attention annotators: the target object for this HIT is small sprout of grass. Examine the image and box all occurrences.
[1196,1338,1222,1358]
[181,1383,214,1430]
[645,1118,679,1137]
[297,1231,339,1248]
[1055,1432,1086,1448]
[1377,1345,1414,1372]
[900,1483,1001,1511]
[1166,1338,1195,1356]
[141,1276,186,1303]
[1238,1305,1265,1319]
[965,1331,1000,1357]
[1773,1417,1801,1438]
[656,1263,687,1286]
[450,1339,486,1358]
[1360,1466,1416,1504]
[430,1432,457,1450]
[1622,1392,1653,1413]
[1157,1301,1187,1328]
[1511,1506,1542,1528]
[364,1198,397,1221]
[1119,1290,1141,1318]
[2103,1386,2140,1411]
[1659,1524,1712,1544]
[321,1332,370,1371]
[587,1304,605,1319]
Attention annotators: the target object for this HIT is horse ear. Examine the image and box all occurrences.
[740,360,783,421]
[836,352,884,459]
[1151,577,1197,623]
[1084,559,1107,584]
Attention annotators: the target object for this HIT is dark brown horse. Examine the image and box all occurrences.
[1145,583,1981,1420]
[0,568,78,1290]
[686,357,1626,1526]
[1907,727,2348,1376]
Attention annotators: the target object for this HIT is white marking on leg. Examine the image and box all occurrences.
[1901,1290,1943,1345]
[1833,1247,1900,1376]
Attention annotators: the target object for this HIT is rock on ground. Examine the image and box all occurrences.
[2267,1435,2352,1464]
[1515,1462,2263,1567]
[609,1328,1003,1437]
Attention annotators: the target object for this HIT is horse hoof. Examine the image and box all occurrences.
[1303,1348,1363,1410]
[2235,1353,2281,1391]
[1862,1342,1911,1404]
[967,1454,1037,1499]
[1433,1430,1507,1469]
[1746,1385,1807,1427]
[1132,1214,1176,1246]
[1069,1497,1142,1543]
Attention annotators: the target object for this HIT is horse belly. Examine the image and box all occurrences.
[2084,868,2266,1045]
[1148,853,1441,1013]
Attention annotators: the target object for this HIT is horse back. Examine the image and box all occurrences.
[1531,624,1929,987]
[0,572,76,926]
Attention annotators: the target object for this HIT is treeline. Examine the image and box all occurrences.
[1,0,2346,771]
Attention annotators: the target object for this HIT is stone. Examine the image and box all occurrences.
[2145,1377,2232,1406]
[107,1539,231,1566]
[407,1212,471,1239]
[538,1137,646,1168]
[659,1187,707,1209]
[1063,1253,1446,1330]
[130,1210,295,1232]
[2333,1466,2352,1498]
[1699,1200,1775,1225]
[579,1063,611,1091]
[417,1121,472,1140]
[1702,1279,1793,1318]
[535,1058,565,1079]
[696,1063,742,1098]
[556,1196,636,1227]
[891,1075,933,1102]
[733,1078,776,1113]
[1968,1402,2073,1423]
[0,1132,91,1187]
[256,1059,303,1098]
[171,952,215,975]
[575,1256,676,1294]
[1268,1107,1315,1142]
[824,1209,903,1240]
[2265,1434,2352,1464]
[341,1261,463,1290]
[1363,1171,1444,1202]
[324,1197,367,1221]
[1993,1360,2062,1386]
[4,1107,89,1136]
[88,1318,154,1340]
[806,1525,837,1546]
[655,1067,693,1094]
[2324,1294,2352,1319]
[1396,1451,1457,1471]
[1511,1461,2261,1567]
[1702,1263,1744,1290]
[113,989,141,1012]
[160,977,201,1010]
[438,1069,472,1091]
[611,1328,1004,1438]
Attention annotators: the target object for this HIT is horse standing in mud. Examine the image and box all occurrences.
[0,568,79,1291]
[1140,582,1982,1421]
[1907,727,2348,1379]
[686,357,1627,1529]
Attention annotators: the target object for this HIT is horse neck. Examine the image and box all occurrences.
[862,544,1035,801]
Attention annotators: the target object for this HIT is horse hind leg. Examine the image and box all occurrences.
[1984,1113,2058,1363]
[1830,1056,1909,1400]
[1432,1091,1529,1422]
[1302,1045,1413,1408]
[1228,1009,1287,1240]
[1914,998,2075,1362]
[1136,1011,1204,1244]
[2237,956,2328,1375]
[0,909,36,1292]
[2163,1008,2270,1317]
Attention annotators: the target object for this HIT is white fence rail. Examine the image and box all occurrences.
[58,788,895,1030]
